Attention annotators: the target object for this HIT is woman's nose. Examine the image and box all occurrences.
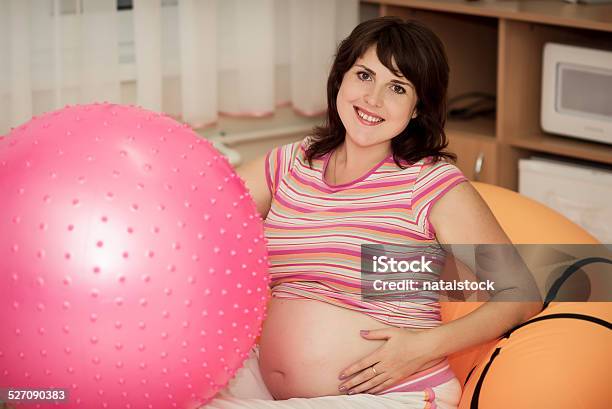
[364,87,384,108]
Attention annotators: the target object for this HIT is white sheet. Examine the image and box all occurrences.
[202,347,461,409]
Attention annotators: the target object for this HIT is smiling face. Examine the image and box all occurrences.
[336,45,418,152]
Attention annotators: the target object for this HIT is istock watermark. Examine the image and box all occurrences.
[360,243,612,302]
[372,255,433,273]
[371,278,496,292]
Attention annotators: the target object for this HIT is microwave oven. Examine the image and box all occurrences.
[541,43,612,145]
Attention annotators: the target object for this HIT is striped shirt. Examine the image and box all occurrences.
[264,137,467,329]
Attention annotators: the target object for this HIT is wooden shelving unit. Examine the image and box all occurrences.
[446,117,496,140]
[509,133,612,165]
[364,0,612,189]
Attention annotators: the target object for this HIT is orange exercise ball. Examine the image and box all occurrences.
[459,302,611,409]
[440,183,609,408]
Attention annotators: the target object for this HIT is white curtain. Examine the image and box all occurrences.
[0,0,359,134]
[0,0,120,132]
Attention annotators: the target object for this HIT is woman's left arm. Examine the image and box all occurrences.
[338,182,542,395]
[425,181,543,358]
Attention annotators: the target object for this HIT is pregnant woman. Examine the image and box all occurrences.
[205,16,541,409]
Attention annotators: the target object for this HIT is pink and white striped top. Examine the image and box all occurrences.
[263,137,467,329]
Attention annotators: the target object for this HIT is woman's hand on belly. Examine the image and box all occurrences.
[337,327,446,395]
[258,298,389,399]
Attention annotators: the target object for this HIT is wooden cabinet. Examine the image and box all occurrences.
[363,0,612,190]
[447,133,497,183]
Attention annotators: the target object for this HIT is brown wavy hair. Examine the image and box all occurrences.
[305,16,456,168]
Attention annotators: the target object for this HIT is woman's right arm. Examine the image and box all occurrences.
[236,154,273,220]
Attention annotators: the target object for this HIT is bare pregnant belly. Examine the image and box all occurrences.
[258,298,403,399]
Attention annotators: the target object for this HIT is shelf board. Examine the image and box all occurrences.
[375,0,612,32]
[509,133,612,165]
[445,117,496,140]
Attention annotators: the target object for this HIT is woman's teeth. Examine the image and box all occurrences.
[356,108,383,124]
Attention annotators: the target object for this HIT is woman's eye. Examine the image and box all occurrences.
[357,71,371,81]
[392,85,406,95]
[357,71,406,95]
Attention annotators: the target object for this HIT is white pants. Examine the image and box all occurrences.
[202,347,461,409]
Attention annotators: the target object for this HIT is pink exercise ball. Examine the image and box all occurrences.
[0,103,270,409]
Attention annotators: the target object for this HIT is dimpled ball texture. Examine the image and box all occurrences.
[0,103,270,409]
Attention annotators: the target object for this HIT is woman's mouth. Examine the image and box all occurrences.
[354,107,385,126]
